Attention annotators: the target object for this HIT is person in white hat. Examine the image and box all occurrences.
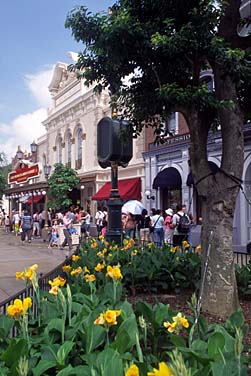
[164,208,174,245]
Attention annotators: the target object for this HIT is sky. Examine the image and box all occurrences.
[0,0,112,162]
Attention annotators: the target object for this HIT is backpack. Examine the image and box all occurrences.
[177,214,190,234]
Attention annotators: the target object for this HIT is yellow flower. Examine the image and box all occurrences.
[94,309,121,327]
[164,312,189,334]
[16,271,25,280]
[62,265,71,272]
[125,364,139,376]
[163,321,177,333]
[195,245,201,253]
[147,362,173,376]
[95,263,105,272]
[30,264,38,271]
[108,253,113,257]
[106,265,123,280]
[70,266,82,276]
[173,312,189,329]
[99,235,104,240]
[49,285,59,295]
[97,251,104,258]
[49,276,66,287]
[23,297,32,312]
[72,255,80,262]
[182,240,190,248]
[94,313,105,325]
[132,249,138,256]
[84,266,90,274]
[7,297,32,319]
[104,309,121,326]
[84,274,96,283]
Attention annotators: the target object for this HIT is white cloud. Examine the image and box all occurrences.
[0,65,55,162]
[25,65,54,108]
[0,108,47,162]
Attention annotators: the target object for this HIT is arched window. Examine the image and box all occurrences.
[76,128,83,169]
[58,138,62,163]
[67,133,72,167]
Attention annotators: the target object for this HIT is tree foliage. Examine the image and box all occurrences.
[47,163,80,211]
[0,152,11,199]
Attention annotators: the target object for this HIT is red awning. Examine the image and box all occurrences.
[92,177,141,201]
[26,194,44,204]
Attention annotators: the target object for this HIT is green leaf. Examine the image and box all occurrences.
[96,348,123,376]
[0,315,14,339]
[208,332,225,360]
[45,318,64,335]
[32,359,58,376]
[112,316,138,354]
[0,339,28,367]
[56,341,75,366]
[83,317,106,353]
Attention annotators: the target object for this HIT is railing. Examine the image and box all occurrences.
[0,256,73,316]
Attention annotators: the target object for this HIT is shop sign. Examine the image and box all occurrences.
[8,163,40,184]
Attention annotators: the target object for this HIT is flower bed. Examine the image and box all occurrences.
[0,238,249,375]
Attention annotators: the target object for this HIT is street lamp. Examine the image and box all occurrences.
[16,146,24,160]
[145,190,155,200]
[43,165,51,238]
[30,141,38,153]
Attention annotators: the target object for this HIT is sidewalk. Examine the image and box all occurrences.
[0,228,74,302]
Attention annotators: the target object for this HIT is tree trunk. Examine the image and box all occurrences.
[188,69,244,317]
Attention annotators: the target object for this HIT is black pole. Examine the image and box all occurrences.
[105,162,122,244]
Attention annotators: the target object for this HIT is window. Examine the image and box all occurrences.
[67,133,72,167]
[58,138,62,163]
[161,113,178,136]
[76,128,83,169]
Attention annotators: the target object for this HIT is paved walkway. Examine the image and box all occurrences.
[0,228,74,302]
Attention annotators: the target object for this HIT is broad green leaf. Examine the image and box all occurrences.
[112,316,138,354]
[0,315,14,339]
[84,318,106,353]
[208,332,225,359]
[1,339,28,367]
[57,341,75,366]
[32,359,57,376]
[96,348,123,376]
[45,318,64,335]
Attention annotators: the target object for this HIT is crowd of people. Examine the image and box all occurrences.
[0,202,197,248]
[0,206,92,249]
[93,203,195,247]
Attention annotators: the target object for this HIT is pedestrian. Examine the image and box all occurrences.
[5,215,10,233]
[60,210,73,251]
[123,212,136,239]
[82,209,91,238]
[20,210,33,244]
[151,209,165,246]
[13,210,21,237]
[48,220,59,248]
[32,211,41,238]
[137,208,152,245]
[164,208,174,245]
[95,206,104,235]
[171,204,191,247]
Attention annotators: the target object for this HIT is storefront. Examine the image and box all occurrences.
[143,124,251,251]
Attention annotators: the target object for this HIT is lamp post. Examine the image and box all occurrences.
[42,165,51,241]
[16,146,24,160]
[30,141,38,163]
[145,190,155,200]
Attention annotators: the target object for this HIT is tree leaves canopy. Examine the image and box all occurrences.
[47,163,80,211]
[65,0,251,133]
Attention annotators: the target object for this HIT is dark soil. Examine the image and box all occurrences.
[128,290,251,348]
